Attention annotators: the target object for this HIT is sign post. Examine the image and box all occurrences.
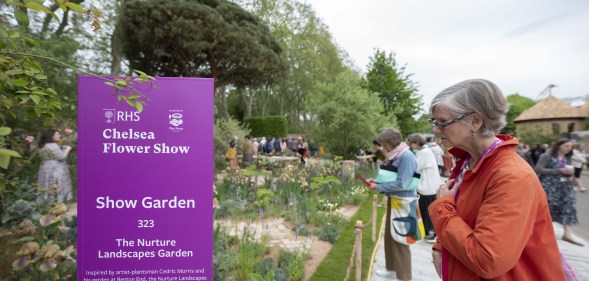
[77,76,213,280]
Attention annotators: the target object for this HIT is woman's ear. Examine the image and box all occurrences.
[470,113,483,132]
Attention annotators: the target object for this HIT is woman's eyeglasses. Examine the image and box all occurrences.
[429,112,473,131]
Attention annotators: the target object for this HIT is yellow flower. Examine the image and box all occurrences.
[40,214,59,227]
[56,246,76,262]
[42,244,60,259]
[12,256,32,270]
[49,203,67,216]
[39,259,57,272]
[16,242,40,257]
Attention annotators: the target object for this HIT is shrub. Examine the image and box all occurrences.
[7,203,77,280]
[314,213,347,244]
[278,250,305,281]
[244,116,288,138]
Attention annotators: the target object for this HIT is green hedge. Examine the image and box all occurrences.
[244,116,288,138]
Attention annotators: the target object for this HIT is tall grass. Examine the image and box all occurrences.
[309,192,385,281]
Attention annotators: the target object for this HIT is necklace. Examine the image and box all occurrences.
[454,138,502,200]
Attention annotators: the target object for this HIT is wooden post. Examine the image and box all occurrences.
[372,195,377,242]
[355,220,363,281]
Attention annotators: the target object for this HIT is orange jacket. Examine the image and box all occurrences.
[429,135,564,281]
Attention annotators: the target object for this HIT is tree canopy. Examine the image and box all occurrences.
[233,0,347,131]
[505,93,536,134]
[363,50,422,137]
[117,0,287,90]
[310,71,390,158]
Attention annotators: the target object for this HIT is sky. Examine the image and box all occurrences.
[310,0,589,109]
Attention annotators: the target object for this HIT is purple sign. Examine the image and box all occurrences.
[78,76,213,281]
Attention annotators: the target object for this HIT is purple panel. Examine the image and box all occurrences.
[78,76,213,280]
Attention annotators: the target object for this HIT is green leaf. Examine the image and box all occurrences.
[58,4,67,12]
[48,101,62,110]
[46,88,57,95]
[30,95,41,104]
[127,94,140,100]
[6,1,25,7]
[117,94,126,102]
[23,37,39,46]
[104,81,115,87]
[0,72,9,82]
[1,98,13,109]
[115,80,127,86]
[13,79,28,87]
[5,69,24,75]
[135,101,144,113]
[12,236,35,243]
[25,0,46,4]
[0,148,21,158]
[0,155,9,169]
[65,2,86,13]
[25,2,59,22]
[14,8,30,26]
[125,99,135,108]
[0,148,21,170]
[0,127,12,136]
[7,38,18,49]
[35,74,47,80]
[7,30,20,38]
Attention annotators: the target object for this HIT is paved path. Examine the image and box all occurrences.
[214,205,359,252]
[369,222,588,281]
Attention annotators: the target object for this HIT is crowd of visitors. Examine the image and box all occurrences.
[220,80,587,281]
[364,79,584,280]
[224,135,321,169]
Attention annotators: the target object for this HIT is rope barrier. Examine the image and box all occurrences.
[343,194,381,281]
[343,229,359,281]
[343,221,364,281]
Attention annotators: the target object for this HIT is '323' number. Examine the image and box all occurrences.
[138,220,155,228]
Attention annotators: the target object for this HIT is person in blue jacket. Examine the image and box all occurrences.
[367,128,418,281]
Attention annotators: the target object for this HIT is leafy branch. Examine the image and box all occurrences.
[0,51,155,111]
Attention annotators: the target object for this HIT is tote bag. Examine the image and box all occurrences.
[376,165,421,190]
[390,195,425,245]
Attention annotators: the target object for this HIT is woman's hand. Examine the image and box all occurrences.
[559,167,574,175]
[367,178,377,190]
[436,179,457,199]
[63,145,72,156]
[432,249,442,278]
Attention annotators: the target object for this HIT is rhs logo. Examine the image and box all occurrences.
[104,109,115,123]
[169,110,184,132]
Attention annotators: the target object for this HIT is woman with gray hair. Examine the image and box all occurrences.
[367,128,417,281]
[428,79,564,280]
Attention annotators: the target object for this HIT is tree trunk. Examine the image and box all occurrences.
[245,93,253,118]
[280,80,285,115]
[215,85,229,119]
[111,29,123,75]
